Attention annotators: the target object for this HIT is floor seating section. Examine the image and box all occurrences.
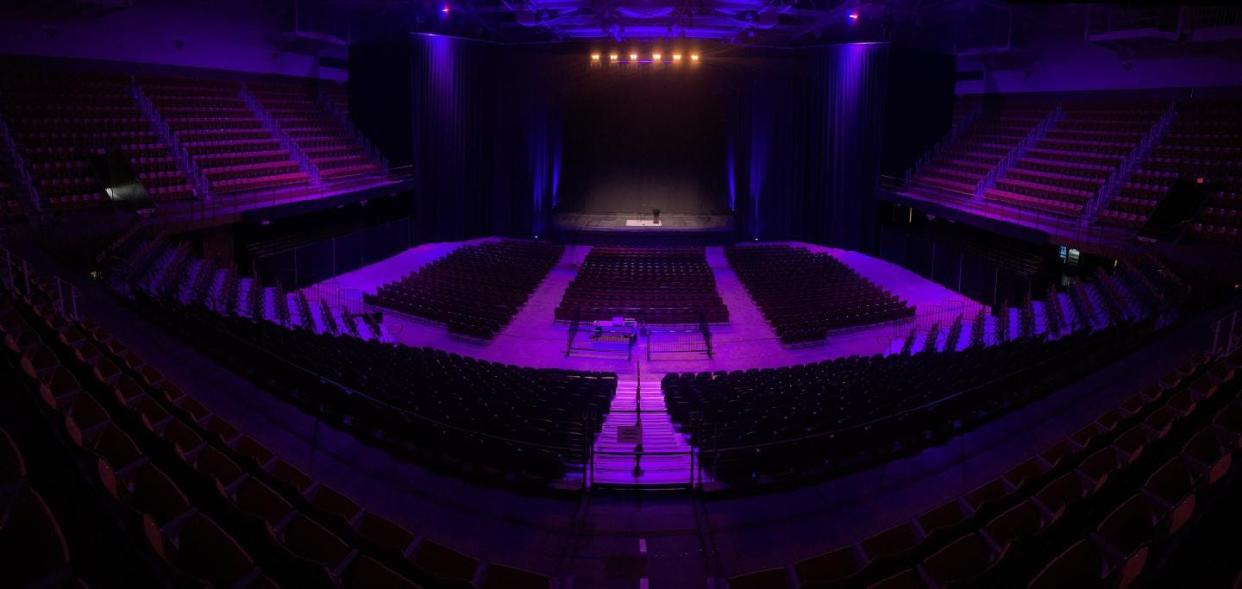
[0,71,194,210]
[139,76,310,195]
[727,348,1242,589]
[247,79,382,179]
[363,240,564,339]
[664,323,1149,487]
[555,247,729,324]
[911,99,1054,196]
[0,264,559,588]
[1099,98,1242,244]
[725,245,914,343]
[985,100,1165,217]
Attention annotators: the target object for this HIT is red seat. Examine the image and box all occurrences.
[1027,539,1109,589]
[0,487,71,587]
[794,544,862,586]
[921,532,997,588]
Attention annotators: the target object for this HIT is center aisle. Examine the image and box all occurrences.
[587,370,708,487]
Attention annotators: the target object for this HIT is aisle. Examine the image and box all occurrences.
[586,371,706,487]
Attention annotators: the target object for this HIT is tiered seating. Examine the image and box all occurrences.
[140,76,309,194]
[727,351,1241,589]
[986,100,1164,217]
[912,99,1053,196]
[555,247,728,324]
[1099,99,1242,242]
[663,322,1151,487]
[2,262,558,588]
[363,240,563,339]
[248,79,382,179]
[141,302,615,482]
[0,163,22,220]
[725,245,913,343]
[0,72,194,209]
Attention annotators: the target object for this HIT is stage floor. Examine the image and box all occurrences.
[553,211,735,232]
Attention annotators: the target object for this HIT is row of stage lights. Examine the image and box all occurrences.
[590,51,701,64]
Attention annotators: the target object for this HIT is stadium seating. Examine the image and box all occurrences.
[364,239,563,339]
[1098,98,1242,243]
[985,100,1164,217]
[555,247,728,324]
[0,261,559,588]
[728,348,1241,589]
[663,323,1150,487]
[912,98,1054,196]
[248,79,382,179]
[0,71,195,210]
[139,76,309,195]
[725,245,914,343]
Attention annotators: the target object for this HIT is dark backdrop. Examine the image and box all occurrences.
[558,70,729,214]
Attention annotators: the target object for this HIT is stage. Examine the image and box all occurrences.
[550,212,737,244]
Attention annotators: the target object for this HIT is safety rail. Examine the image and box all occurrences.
[976,103,1062,198]
[1085,100,1179,226]
[131,79,209,199]
[0,109,42,214]
[240,84,321,186]
[315,89,389,171]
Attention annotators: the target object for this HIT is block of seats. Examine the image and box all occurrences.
[145,512,266,588]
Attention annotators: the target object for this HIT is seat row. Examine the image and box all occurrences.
[727,349,1242,589]
[725,245,913,343]
[1,261,557,588]
[556,247,729,324]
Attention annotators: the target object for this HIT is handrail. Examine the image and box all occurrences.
[240,83,320,186]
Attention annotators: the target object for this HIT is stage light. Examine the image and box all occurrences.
[847,10,859,22]
[591,53,601,61]
[609,52,619,62]
[629,52,638,61]
[441,4,450,14]
[652,52,662,61]
[690,53,700,62]
[672,53,683,62]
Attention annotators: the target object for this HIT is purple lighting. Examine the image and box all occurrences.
[847,10,860,22]
[441,4,450,14]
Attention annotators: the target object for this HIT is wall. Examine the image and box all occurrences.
[0,0,344,80]
[957,37,1242,95]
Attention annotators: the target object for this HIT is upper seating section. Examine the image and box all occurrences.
[1100,98,1242,244]
[725,245,913,343]
[248,79,382,179]
[139,76,309,194]
[985,99,1165,217]
[555,247,729,324]
[363,240,564,339]
[0,71,194,209]
[0,162,21,220]
[911,98,1054,196]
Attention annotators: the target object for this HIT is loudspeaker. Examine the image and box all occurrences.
[1137,176,1210,243]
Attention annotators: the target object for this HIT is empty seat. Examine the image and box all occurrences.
[147,512,261,588]
[409,540,479,585]
[860,521,924,563]
[794,545,862,586]
[921,532,997,588]
[340,554,421,589]
[1028,539,1109,589]
[0,487,72,587]
[0,428,26,489]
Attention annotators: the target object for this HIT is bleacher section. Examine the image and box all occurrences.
[139,76,309,195]
[248,80,382,179]
[555,247,729,324]
[0,161,22,220]
[363,240,564,339]
[912,99,1053,197]
[0,72,193,210]
[1099,98,1242,244]
[725,245,914,343]
[0,269,560,588]
[985,100,1164,217]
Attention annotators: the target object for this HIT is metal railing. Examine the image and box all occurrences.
[315,90,389,171]
[240,84,321,186]
[0,109,42,214]
[0,244,80,320]
[130,79,209,199]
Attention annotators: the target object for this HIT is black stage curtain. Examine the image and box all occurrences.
[729,43,891,250]
[880,48,955,180]
[405,36,561,241]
